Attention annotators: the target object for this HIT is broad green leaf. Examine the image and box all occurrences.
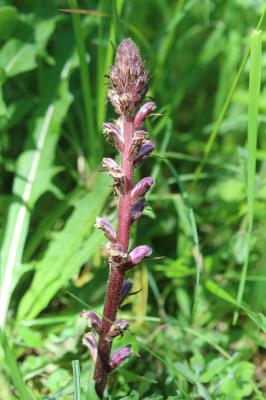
[17,172,111,320]
[0,6,18,39]
[0,55,74,328]
[0,39,37,78]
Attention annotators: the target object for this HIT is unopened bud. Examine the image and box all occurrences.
[131,197,148,222]
[110,345,131,370]
[134,141,155,166]
[131,177,154,203]
[95,217,116,242]
[127,245,153,266]
[134,102,156,129]
[119,280,133,306]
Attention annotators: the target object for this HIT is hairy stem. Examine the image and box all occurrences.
[94,116,134,398]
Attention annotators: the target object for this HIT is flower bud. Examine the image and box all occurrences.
[95,217,116,242]
[82,333,97,364]
[81,310,102,333]
[108,38,149,115]
[110,345,131,370]
[134,141,155,166]
[108,319,129,339]
[133,102,156,129]
[131,197,148,222]
[127,245,153,266]
[103,122,124,152]
[131,177,154,204]
[119,280,133,306]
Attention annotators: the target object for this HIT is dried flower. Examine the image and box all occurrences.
[103,122,124,152]
[108,319,129,339]
[81,310,102,333]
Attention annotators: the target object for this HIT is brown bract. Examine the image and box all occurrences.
[108,38,149,115]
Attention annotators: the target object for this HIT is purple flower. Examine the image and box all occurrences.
[103,122,124,152]
[82,333,97,364]
[131,177,155,203]
[127,245,153,266]
[109,345,131,370]
[134,141,155,166]
[95,217,116,242]
[108,319,129,339]
[81,310,102,333]
[119,280,133,306]
[131,197,148,222]
[133,102,156,129]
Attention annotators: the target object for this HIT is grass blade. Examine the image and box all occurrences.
[233,30,262,324]
[192,7,266,188]
[72,360,81,400]
[0,330,36,400]
[68,0,98,168]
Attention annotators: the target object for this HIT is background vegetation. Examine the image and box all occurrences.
[0,0,266,399]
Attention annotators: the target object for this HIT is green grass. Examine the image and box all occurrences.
[0,0,266,399]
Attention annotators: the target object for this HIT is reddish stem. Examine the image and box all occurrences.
[94,116,134,398]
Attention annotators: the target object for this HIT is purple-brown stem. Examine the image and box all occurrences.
[82,38,156,399]
[94,117,134,397]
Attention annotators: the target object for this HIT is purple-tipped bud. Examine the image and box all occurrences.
[131,197,148,222]
[127,245,153,266]
[119,280,133,306]
[81,311,102,333]
[110,345,131,370]
[107,242,128,268]
[134,141,155,166]
[108,319,129,339]
[102,158,124,178]
[82,333,97,364]
[103,122,124,152]
[131,177,155,204]
[95,217,116,242]
[134,102,156,129]
[108,38,149,115]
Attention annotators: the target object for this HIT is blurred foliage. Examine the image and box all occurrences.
[0,0,266,399]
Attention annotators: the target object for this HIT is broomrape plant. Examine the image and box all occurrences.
[82,38,156,398]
